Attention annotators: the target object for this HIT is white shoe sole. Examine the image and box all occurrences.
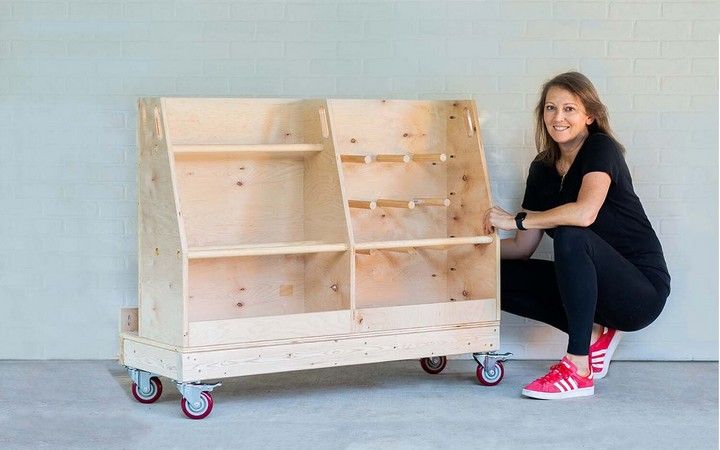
[594,330,623,380]
[522,386,595,400]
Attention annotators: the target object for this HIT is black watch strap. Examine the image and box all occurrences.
[515,212,528,231]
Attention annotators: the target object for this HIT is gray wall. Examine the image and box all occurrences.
[0,1,717,360]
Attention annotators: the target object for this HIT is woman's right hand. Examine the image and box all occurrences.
[483,206,515,234]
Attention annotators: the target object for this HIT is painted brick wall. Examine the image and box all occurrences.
[0,1,717,359]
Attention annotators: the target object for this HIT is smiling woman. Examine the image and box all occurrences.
[483,72,671,401]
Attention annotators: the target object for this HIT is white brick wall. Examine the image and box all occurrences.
[0,1,717,360]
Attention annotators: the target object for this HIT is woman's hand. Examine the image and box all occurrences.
[483,206,517,234]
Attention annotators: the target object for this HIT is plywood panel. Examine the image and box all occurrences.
[163,98,321,145]
[446,100,492,237]
[355,249,447,307]
[447,244,497,308]
[180,325,499,382]
[137,98,186,347]
[304,251,352,312]
[445,100,498,310]
[329,99,449,242]
[188,310,353,346]
[187,254,307,322]
[354,298,497,332]
[328,99,447,153]
[122,337,182,380]
[174,156,305,247]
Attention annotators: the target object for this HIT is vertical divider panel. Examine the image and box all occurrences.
[303,99,353,313]
[137,98,187,346]
[324,100,356,312]
[446,100,498,316]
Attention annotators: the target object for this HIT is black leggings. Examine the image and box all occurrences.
[501,226,670,356]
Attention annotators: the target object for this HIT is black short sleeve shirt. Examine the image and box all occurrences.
[521,132,669,279]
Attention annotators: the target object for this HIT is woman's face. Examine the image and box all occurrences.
[543,86,594,149]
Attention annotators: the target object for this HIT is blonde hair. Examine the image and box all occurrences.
[534,72,624,165]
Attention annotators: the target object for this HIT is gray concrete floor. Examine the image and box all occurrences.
[0,360,716,449]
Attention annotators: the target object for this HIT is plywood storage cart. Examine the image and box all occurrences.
[119,97,508,419]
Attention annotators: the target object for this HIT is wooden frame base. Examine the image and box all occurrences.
[120,323,499,383]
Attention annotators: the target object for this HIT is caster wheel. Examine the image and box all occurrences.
[476,361,504,386]
[131,376,163,404]
[420,356,447,374]
[181,391,214,420]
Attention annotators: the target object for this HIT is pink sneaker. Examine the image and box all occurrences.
[589,327,622,380]
[522,357,594,400]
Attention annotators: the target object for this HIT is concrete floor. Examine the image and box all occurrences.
[0,360,716,449]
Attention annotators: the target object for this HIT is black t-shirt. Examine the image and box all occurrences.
[522,132,670,284]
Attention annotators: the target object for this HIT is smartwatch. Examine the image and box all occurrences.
[514,212,528,231]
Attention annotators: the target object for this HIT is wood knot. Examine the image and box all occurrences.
[236,302,244,308]
[462,174,469,182]
[154,248,159,256]
[236,181,243,186]
[350,138,356,143]
[462,290,470,297]
[450,267,456,271]
[330,283,338,292]
[449,115,455,119]
[403,133,409,137]
[240,287,246,291]
[431,274,437,277]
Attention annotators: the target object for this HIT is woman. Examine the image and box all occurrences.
[483,72,670,400]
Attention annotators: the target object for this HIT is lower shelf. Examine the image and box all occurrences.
[188,310,353,346]
[120,324,500,382]
[355,298,497,332]
[187,298,496,346]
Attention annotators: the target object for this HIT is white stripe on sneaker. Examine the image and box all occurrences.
[568,378,578,389]
[559,379,572,391]
[592,350,607,356]
[554,382,565,392]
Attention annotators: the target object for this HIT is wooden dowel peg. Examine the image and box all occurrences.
[376,199,415,209]
[349,200,377,210]
[375,154,410,163]
[341,154,372,164]
[355,249,373,255]
[411,153,447,162]
[413,198,451,207]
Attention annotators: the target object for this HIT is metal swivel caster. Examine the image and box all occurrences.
[176,381,221,420]
[127,367,163,404]
[473,351,512,386]
[420,355,448,374]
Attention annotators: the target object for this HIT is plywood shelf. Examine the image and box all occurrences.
[173,143,324,158]
[354,235,493,251]
[188,241,348,259]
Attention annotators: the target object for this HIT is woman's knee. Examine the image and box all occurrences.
[553,226,592,259]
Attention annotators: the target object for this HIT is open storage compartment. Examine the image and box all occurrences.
[328,99,498,331]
